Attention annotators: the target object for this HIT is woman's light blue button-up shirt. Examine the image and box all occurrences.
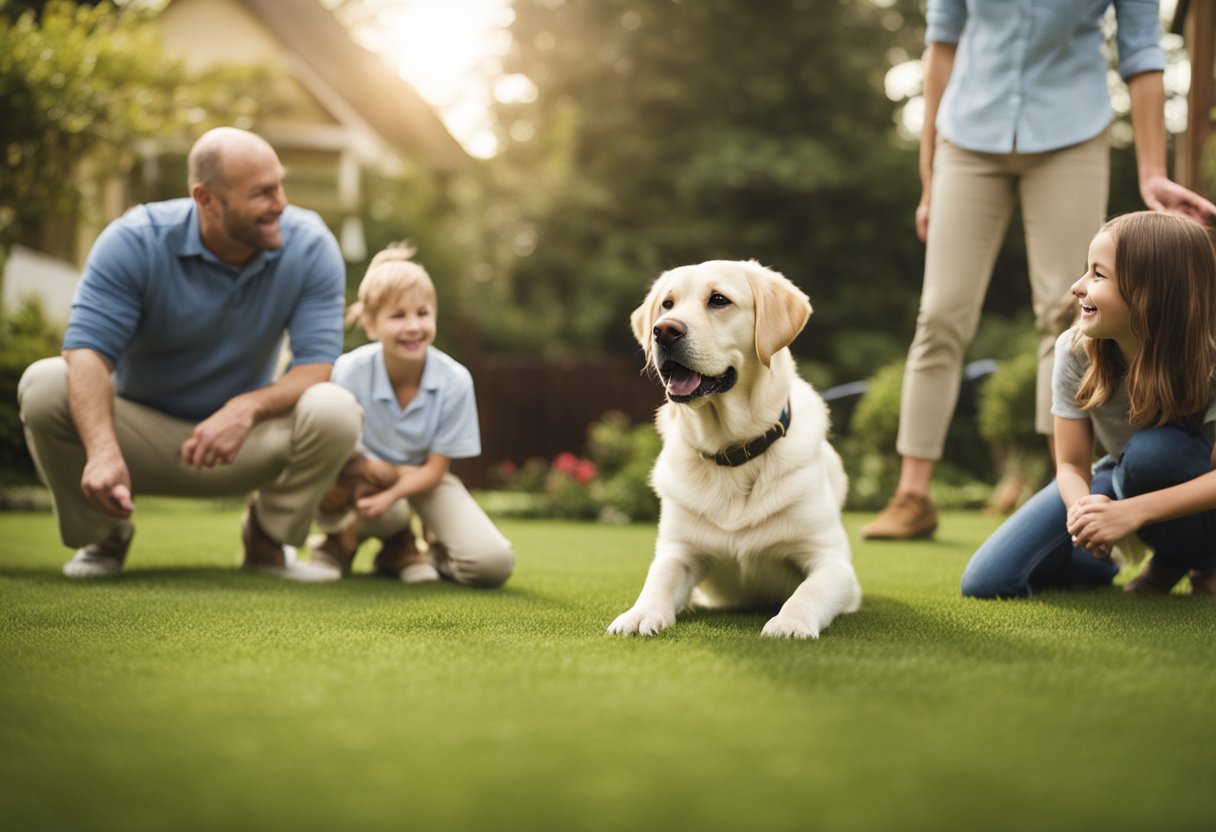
[928,0,1166,154]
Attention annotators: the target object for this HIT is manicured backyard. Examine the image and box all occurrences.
[1,499,1212,832]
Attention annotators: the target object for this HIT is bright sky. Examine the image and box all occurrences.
[346,0,530,159]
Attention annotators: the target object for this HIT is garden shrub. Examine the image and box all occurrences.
[978,332,1051,512]
[0,298,62,484]
[491,411,660,522]
[842,358,994,511]
[842,360,903,509]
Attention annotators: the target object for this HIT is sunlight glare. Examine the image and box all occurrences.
[370,0,516,158]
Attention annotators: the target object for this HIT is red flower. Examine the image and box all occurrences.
[573,459,597,485]
[552,452,579,475]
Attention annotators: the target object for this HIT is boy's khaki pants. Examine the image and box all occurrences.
[319,472,515,588]
[18,357,362,550]
[897,133,1109,461]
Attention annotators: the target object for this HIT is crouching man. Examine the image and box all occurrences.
[18,127,361,581]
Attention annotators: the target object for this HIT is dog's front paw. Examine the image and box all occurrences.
[761,613,820,640]
[607,607,674,637]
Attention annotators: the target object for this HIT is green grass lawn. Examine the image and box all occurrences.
[2,499,1214,832]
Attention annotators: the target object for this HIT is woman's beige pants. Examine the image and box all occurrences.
[897,134,1109,460]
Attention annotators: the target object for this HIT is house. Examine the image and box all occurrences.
[149,0,468,262]
[6,0,468,321]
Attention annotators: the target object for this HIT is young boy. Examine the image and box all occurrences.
[310,244,515,587]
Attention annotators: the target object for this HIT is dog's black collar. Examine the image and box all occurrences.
[705,402,791,467]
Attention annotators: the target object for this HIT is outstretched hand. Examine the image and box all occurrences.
[81,450,135,519]
[1141,175,1216,227]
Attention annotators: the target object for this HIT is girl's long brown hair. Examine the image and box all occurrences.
[1075,211,1216,427]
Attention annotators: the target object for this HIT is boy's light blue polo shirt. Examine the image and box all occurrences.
[332,343,481,466]
[63,199,345,423]
[928,0,1166,154]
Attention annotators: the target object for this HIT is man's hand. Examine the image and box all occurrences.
[81,447,135,519]
[181,399,258,467]
[1067,494,1141,559]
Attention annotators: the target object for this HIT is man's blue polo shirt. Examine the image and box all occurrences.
[331,343,481,466]
[63,198,345,422]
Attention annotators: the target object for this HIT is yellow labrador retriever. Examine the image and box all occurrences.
[608,260,861,639]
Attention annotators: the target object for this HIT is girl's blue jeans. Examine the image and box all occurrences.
[961,425,1216,599]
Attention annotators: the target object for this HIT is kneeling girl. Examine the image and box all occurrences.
[962,211,1216,598]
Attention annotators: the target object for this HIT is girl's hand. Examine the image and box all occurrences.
[356,489,399,520]
[1067,495,1140,558]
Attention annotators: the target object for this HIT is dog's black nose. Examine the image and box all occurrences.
[654,319,686,347]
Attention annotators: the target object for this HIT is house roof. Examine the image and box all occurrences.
[242,0,469,174]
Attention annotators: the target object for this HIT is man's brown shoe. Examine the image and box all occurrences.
[242,502,338,582]
[859,492,938,540]
[1124,559,1187,594]
[63,524,134,578]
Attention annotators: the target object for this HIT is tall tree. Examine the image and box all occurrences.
[477,0,926,380]
[0,0,277,258]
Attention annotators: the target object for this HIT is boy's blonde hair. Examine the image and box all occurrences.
[347,242,437,326]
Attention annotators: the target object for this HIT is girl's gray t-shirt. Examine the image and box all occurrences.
[1051,327,1216,457]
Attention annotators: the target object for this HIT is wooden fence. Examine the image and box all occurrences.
[450,355,665,488]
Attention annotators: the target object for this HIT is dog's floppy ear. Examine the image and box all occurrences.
[631,276,665,362]
[743,261,812,367]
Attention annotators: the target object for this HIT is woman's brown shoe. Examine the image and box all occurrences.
[859,492,938,540]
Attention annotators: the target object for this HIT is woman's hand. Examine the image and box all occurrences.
[915,192,931,242]
[1140,175,1216,226]
[1066,494,1142,559]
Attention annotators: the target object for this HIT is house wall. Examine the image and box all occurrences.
[157,0,336,127]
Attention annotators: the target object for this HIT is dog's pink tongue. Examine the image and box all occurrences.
[667,369,702,397]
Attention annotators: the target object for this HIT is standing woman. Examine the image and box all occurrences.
[862,0,1216,540]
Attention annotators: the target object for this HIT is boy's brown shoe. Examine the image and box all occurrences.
[308,519,362,575]
[859,492,938,540]
[1124,559,1187,594]
[372,528,422,577]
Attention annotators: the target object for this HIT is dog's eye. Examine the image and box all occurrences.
[661,298,674,310]
[708,293,731,308]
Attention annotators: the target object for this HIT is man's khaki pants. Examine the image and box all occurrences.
[319,472,515,588]
[897,134,1109,460]
[18,357,362,551]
